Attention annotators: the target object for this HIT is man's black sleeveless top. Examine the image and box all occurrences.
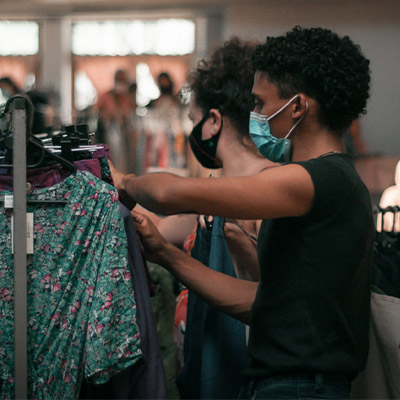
[245,154,374,379]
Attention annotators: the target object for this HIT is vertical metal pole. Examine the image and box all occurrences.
[12,99,28,399]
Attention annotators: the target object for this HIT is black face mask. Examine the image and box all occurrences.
[188,111,223,169]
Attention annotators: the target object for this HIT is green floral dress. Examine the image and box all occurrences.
[0,171,142,399]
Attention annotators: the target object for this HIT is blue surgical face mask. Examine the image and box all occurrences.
[249,95,307,162]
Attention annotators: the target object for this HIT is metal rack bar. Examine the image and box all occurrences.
[12,99,28,399]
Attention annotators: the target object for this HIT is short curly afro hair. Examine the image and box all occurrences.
[252,26,371,132]
[188,37,257,136]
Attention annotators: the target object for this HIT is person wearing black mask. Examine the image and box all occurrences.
[134,38,275,261]
[129,38,275,399]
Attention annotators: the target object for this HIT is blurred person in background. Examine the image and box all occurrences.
[147,71,180,110]
[96,69,136,172]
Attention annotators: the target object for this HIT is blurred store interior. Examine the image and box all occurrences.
[0,0,399,202]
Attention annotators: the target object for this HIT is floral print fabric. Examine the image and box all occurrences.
[0,171,141,399]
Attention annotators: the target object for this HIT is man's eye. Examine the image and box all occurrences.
[254,101,262,111]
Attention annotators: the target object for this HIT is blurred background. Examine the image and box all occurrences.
[0,0,399,201]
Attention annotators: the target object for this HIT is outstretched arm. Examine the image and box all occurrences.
[110,161,315,220]
[131,210,258,324]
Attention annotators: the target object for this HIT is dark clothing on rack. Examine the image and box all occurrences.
[246,154,374,380]
[350,208,400,399]
[177,217,248,399]
[372,237,400,297]
[119,203,167,399]
[372,206,400,298]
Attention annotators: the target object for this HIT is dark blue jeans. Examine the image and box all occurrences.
[238,373,351,400]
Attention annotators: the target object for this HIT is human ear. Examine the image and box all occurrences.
[291,94,308,120]
[208,109,223,136]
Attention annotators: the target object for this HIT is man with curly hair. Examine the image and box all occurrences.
[110,26,374,399]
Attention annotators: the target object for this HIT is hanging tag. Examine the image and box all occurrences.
[26,213,34,254]
[11,213,34,254]
[4,195,13,209]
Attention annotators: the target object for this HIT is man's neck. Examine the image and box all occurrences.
[290,127,345,162]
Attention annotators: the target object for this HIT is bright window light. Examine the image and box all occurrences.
[74,71,98,111]
[0,21,39,55]
[136,62,160,107]
[72,19,195,56]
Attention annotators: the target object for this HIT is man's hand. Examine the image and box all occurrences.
[108,160,137,210]
[131,210,169,264]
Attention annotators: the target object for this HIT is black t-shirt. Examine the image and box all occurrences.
[245,153,374,378]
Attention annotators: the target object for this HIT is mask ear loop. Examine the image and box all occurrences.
[267,94,299,121]
[284,101,309,139]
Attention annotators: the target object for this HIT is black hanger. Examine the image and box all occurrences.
[374,206,400,249]
[0,96,74,205]
[0,96,77,172]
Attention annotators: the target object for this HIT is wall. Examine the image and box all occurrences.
[224,0,400,157]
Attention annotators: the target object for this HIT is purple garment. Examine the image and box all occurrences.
[80,203,167,399]
[0,159,102,191]
[92,144,110,159]
[0,143,110,191]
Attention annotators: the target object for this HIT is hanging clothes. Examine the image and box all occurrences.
[79,203,167,399]
[136,106,190,175]
[351,206,400,399]
[177,216,248,399]
[0,171,142,399]
[351,291,400,399]
[1,147,167,398]
[372,206,400,298]
[0,159,101,191]
[0,118,166,398]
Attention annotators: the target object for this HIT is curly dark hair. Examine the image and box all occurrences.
[188,37,257,136]
[252,26,371,132]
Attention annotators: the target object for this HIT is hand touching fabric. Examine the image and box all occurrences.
[108,160,137,210]
[131,210,258,324]
[131,210,169,264]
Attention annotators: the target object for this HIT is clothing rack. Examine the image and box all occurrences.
[8,98,28,399]
[1,102,169,398]
[2,101,92,398]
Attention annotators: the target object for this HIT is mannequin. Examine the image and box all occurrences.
[377,160,400,232]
